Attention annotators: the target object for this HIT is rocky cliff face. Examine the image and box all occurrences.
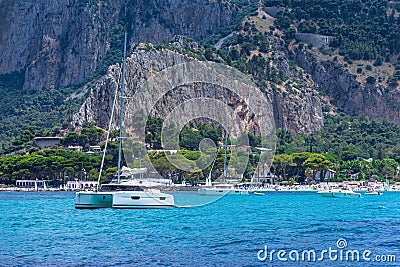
[72,48,263,135]
[272,90,324,135]
[1,1,399,137]
[71,48,190,131]
[292,49,400,124]
[0,0,234,92]
[0,0,121,92]
[126,0,234,45]
[72,45,325,137]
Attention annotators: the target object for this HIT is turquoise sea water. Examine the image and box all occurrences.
[0,191,399,266]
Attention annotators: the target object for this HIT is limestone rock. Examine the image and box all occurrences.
[0,0,234,92]
[293,49,400,124]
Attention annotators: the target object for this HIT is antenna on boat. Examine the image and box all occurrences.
[117,32,128,184]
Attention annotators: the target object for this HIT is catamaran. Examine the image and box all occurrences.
[75,32,175,209]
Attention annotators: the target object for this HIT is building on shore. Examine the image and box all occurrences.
[252,167,276,184]
[16,179,48,190]
[34,137,61,149]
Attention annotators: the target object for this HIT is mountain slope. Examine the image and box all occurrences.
[0,0,400,153]
[0,0,245,92]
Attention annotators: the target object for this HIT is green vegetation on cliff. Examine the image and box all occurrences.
[1,0,400,186]
[0,72,83,154]
[276,114,400,162]
[266,0,400,82]
[270,0,400,58]
[2,113,400,185]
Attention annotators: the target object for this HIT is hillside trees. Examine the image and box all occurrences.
[269,0,400,65]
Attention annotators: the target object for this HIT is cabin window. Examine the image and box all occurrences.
[159,197,166,200]
[131,196,140,200]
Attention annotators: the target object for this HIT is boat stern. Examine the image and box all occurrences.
[74,191,113,209]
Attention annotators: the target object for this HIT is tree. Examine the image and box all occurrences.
[273,154,295,180]
[179,126,202,151]
[291,152,311,181]
[62,132,80,146]
[366,76,376,84]
[303,153,330,181]
[145,117,162,149]
[63,166,75,182]
[81,127,104,145]
[379,158,398,182]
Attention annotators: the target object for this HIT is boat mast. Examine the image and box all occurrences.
[117,32,128,184]
[96,75,119,190]
[223,116,228,182]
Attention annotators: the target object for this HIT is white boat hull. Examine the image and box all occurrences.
[317,190,362,198]
[75,191,114,209]
[198,188,249,195]
[112,190,175,209]
[249,187,276,194]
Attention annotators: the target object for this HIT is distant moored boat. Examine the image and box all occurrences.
[317,187,362,198]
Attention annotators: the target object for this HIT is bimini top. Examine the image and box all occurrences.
[120,166,147,176]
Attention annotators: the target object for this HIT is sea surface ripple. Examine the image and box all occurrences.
[0,191,399,266]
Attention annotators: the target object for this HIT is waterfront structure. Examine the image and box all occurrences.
[33,137,61,149]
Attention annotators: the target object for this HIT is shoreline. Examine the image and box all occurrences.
[1,185,398,193]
